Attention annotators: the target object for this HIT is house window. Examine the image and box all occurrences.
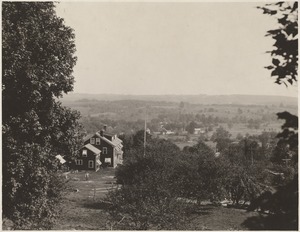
[103,147,108,154]
[105,158,111,164]
[88,160,94,168]
[90,138,95,144]
[82,149,87,157]
[75,159,83,165]
[96,138,101,145]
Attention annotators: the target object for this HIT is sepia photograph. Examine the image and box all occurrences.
[2,0,298,230]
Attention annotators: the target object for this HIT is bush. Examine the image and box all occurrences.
[107,138,234,229]
[105,185,192,230]
[107,142,193,230]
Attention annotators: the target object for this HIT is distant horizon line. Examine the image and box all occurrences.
[65,92,298,98]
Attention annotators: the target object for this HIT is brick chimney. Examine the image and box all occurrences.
[100,125,107,137]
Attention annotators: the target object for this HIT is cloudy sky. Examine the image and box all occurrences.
[55,1,297,97]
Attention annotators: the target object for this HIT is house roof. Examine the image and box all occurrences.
[83,131,114,141]
[94,132,123,152]
[84,131,123,152]
[83,134,93,141]
[115,137,122,144]
[55,155,66,164]
[112,139,123,152]
[84,144,101,155]
[103,131,114,136]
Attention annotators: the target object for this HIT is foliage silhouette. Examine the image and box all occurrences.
[244,2,299,230]
[258,2,298,86]
[2,2,83,229]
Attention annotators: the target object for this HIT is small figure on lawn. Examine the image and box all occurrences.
[85,171,89,181]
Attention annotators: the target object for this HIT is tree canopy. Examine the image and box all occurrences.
[2,2,83,229]
[251,2,298,229]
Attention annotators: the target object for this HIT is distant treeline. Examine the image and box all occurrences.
[62,93,298,106]
[71,99,297,135]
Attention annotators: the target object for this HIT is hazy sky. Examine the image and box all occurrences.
[55,1,298,97]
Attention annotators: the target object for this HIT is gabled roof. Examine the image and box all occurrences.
[95,132,115,146]
[103,132,114,137]
[94,132,123,151]
[83,131,114,141]
[115,137,123,144]
[83,144,101,155]
[112,139,123,150]
[84,131,123,152]
[83,134,93,141]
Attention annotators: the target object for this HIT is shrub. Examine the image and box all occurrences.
[105,185,192,230]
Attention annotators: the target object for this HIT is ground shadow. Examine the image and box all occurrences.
[82,200,112,210]
[190,205,215,216]
[190,210,211,216]
[242,213,298,230]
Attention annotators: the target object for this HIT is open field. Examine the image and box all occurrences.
[53,168,265,230]
[219,122,282,138]
[156,121,282,150]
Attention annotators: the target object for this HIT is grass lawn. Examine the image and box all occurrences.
[186,205,260,230]
[52,168,266,230]
[53,168,116,230]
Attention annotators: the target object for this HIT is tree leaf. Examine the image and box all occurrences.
[271,69,278,76]
[272,58,280,66]
[291,2,298,13]
[264,65,274,70]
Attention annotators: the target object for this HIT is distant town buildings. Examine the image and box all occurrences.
[194,128,206,135]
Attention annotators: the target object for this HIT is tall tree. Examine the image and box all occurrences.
[246,2,298,229]
[2,2,83,229]
[211,126,232,152]
[186,121,197,134]
[257,1,298,159]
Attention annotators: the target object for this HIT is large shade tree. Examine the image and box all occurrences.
[245,2,298,230]
[257,1,298,160]
[2,2,83,229]
[257,1,298,159]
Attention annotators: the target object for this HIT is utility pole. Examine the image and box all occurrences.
[251,148,254,165]
[244,136,254,165]
[144,107,147,157]
[244,136,247,159]
[249,142,255,165]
